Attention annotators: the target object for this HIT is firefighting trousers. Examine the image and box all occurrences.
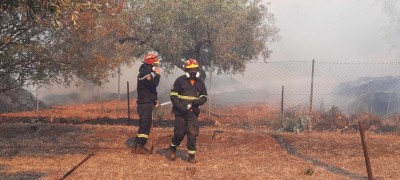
[171,112,199,152]
[136,103,154,146]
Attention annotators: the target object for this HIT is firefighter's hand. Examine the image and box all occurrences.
[154,102,161,109]
[186,104,192,110]
[153,67,160,74]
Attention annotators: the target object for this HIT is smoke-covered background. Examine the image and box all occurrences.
[34,0,400,117]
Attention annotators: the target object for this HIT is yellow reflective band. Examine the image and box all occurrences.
[137,134,148,138]
[170,92,179,96]
[188,150,196,154]
[178,95,198,100]
[171,92,203,100]
[199,95,207,98]
[186,64,199,68]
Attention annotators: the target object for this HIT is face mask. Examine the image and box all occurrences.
[189,71,197,78]
[185,71,200,79]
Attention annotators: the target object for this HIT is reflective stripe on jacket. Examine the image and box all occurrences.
[170,75,208,115]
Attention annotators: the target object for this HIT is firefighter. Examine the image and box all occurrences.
[168,58,208,163]
[132,53,161,154]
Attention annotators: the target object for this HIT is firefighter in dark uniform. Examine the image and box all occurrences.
[133,53,161,154]
[168,58,208,163]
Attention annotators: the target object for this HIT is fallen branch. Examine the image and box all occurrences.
[337,115,368,133]
[60,152,95,180]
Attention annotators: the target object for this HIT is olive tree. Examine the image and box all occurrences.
[123,0,280,79]
[0,0,126,92]
[1,0,280,92]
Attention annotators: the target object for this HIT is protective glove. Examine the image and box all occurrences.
[192,99,200,106]
[192,97,206,106]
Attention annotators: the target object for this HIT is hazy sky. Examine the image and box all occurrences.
[267,0,396,62]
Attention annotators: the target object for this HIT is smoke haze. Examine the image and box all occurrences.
[36,0,400,115]
[267,0,396,62]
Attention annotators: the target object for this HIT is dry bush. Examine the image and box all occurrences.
[377,112,400,134]
[312,106,385,132]
[348,113,382,130]
[312,106,349,131]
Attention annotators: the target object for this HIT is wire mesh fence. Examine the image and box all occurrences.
[105,60,400,131]
[187,60,400,133]
[196,61,400,118]
[3,60,400,120]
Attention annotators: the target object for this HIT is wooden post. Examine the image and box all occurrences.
[127,81,130,120]
[208,71,212,120]
[36,87,39,120]
[117,66,121,118]
[359,121,373,180]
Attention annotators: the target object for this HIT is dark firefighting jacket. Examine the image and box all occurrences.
[170,75,208,116]
[136,63,160,104]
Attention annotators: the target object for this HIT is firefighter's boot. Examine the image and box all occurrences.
[188,154,197,164]
[132,144,150,154]
[168,145,177,161]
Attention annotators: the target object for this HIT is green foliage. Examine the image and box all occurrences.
[1,0,279,93]
[126,0,280,74]
[0,0,101,27]
[1,0,125,92]
[275,114,311,133]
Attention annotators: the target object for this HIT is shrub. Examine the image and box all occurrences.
[275,114,311,133]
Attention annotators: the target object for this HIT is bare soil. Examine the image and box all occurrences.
[1,101,399,179]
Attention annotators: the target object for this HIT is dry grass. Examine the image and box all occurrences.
[0,101,278,128]
[1,101,400,179]
[1,100,137,121]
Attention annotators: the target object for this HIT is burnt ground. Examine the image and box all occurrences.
[1,120,400,179]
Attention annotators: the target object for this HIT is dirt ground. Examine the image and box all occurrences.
[1,121,400,179]
[1,101,400,179]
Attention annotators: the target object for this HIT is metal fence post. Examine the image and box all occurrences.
[309,59,315,113]
[281,85,284,115]
[127,81,130,120]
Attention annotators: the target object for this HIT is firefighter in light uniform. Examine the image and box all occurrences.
[168,58,208,163]
[133,53,161,154]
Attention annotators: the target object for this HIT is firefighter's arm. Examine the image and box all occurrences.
[192,83,208,106]
[170,79,187,113]
[148,73,160,87]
